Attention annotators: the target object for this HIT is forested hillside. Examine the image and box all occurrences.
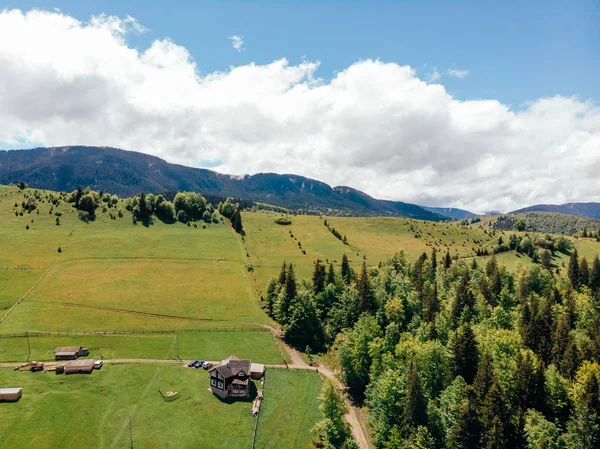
[0,147,443,219]
[265,247,600,448]
[491,212,600,236]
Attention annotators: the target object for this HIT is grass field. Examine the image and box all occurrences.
[0,365,318,449]
[255,369,322,449]
[0,331,286,364]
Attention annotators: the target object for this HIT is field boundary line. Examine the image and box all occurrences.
[108,366,160,449]
[0,266,51,325]
[0,326,269,338]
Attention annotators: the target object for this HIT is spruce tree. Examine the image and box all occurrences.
[590,255,600,298]
[312,259,327,294]
[473,352,495,404]
[451,324,479,384]
[400,362,427,437]
[285,263,297,301]
[356,261,375,313]
[568,249,579,288]
[341,254,351,284]
[447,386,482,449]
[580,257,590,287]
[444,250,452,269]
[327,262,336,286]
[451,270,475,325]
[430,248,437,281]
[278,261,287,285]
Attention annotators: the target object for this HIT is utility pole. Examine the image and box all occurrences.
[99,334,103,360]
[26,331,31,362]
[129,417,133,449]
[175,335,179,360]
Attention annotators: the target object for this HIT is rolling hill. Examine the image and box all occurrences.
[0,146,444,220]
[421,206,478,219]
[490,211,600,236]
[511,202,600,219]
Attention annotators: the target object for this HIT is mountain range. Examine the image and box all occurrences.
[510,203,600,220]
[0,146,445,220]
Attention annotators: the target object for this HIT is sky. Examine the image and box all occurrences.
[0,1,598,213]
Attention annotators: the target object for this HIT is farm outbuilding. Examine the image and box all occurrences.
[64,359,95,374]
[55,346,89,360]
[0,388,22,402]
[250,363,265,379]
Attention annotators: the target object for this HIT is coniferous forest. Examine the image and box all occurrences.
[266,248,600,449]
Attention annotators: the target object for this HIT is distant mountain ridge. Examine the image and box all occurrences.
[421,206,478,220]
[511,203,600,220]
[0,146,445,220]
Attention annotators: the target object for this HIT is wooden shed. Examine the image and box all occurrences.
[55,346,89,360]
[64,359,95,374]
[250,363,265,379]
[0,388,22,402]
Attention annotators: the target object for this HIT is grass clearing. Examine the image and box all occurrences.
[255,369,322,449]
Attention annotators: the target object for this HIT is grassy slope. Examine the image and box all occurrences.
[0,365,316,449]
[255,369,322,449]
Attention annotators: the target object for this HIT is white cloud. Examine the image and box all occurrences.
[228,34,245,52]
[427,69,441,82]
[0,9,599,213]
[447,68,469,79]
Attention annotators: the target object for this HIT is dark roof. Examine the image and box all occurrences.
[55,346,81,354]
[212,356,251,379]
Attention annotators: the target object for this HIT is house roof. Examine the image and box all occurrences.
[65,359,95,371]
[212,355,251,379]
[0,388,22,394]
[55,346,81,354]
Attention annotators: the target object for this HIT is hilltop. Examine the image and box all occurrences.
[490,211,600,236]
[0,146,444,220]
[511,202,600,219]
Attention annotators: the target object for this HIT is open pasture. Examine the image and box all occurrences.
[0,330,285,364]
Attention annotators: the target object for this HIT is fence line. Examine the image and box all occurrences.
[251,371,267,449]
[0,266,51,325]
[0,326,269,339]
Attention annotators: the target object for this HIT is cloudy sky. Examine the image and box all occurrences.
[0,2,599,213]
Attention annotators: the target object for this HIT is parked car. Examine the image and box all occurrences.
[202,361,213,370]
[193,360,204,368]
[94,360,103,369]
[187,360,196,367]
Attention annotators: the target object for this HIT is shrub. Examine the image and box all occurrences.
[275,217,292,225]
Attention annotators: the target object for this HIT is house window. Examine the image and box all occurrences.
[211,379,217,387]
[218,382,224,389]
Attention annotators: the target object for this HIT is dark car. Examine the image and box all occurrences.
[193,360,204,368]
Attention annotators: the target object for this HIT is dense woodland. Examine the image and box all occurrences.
[266,247,600,448]
[492,212,600,238]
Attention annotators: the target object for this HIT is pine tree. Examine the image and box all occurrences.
[451,270,475,325]
[451,324,479,384]
[423,282,439,322]
[444,250,452,269]
[341,254,351,284]
[285,263,297,301]
[473,352,495,404]
[580,257,590,287]
[312,259,327,294]
[278,261,287,285]
[400,362,427,437]
[356,261,375,313]
[590,255,600,298]
[568,249,579,288]
[430,248,437,281]
[327,262,336,286]
[480,382,511,449]
[447,387,482,449]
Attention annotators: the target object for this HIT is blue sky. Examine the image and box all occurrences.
[0,2,598,211]
[4,0,599,107]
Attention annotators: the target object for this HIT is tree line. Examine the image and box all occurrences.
[264,249,600,449]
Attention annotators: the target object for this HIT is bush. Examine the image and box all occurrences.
[275,217,292,225]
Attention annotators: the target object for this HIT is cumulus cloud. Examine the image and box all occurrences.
[446,68,469,78]
[228,34,245,52]
[0,9,598,213]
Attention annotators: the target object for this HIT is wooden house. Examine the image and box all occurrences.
[210,355,251,399]
[64,359,95,374]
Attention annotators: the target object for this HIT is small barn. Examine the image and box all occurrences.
[64,359,95,374]
[55,346,89,361]
[210,355,251,399]
[0,388,22,402]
